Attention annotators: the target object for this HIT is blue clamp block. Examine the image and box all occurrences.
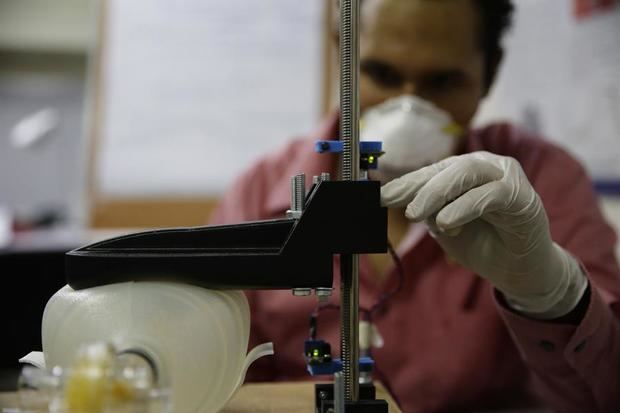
[359,356,374,373]
[315,140,343,153]
[360,141,383,153]
[315,140,382,154]
[306,357,375,376]
[307,359,343,376]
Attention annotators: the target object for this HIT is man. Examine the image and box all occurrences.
[211,1,620,412]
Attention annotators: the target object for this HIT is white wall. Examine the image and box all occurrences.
[475,1,620,182]
[96,0,325,198]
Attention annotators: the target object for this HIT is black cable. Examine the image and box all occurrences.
[306,239,407,390]
[367,239,406,319]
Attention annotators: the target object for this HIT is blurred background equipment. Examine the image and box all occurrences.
[0,0,97,388]
[0,0,95,230]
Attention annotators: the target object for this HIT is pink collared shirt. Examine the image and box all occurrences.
[210,112,620,413]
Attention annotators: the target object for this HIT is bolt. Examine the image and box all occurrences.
[286,210,302,219]
[288,174,305,219]
[292,288,312,297]
[316,288,333,297]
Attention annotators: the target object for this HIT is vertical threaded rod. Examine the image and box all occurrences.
[339,0,361,403]
[340,253,360,401]
[340,0,360,182]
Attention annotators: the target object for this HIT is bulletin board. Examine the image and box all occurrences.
[474,0,620,194]
[87,0,330,226]
[95,0,327,197]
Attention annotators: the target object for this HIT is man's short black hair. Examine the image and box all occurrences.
[352,0,515,88]
[472,0,514,87]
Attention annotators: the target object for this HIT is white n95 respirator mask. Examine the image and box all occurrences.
[360,95,463,184]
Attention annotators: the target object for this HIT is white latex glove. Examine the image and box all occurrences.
[381,151,588,319]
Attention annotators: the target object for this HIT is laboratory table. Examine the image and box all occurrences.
[0,381,402,412]
[0,381,558,412]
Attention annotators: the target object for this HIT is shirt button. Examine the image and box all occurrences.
[539,340,555,352]
[574,340,587,353]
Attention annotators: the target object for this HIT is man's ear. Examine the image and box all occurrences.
[483,48,504,97]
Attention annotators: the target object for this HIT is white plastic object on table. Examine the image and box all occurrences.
[35,282,273,413]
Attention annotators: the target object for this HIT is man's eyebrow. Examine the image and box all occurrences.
[418,68,468,80]
[361,59,466,78]
[360,58,404,81]
[360,58,401,74]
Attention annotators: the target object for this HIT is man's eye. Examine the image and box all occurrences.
[361,61,403,88]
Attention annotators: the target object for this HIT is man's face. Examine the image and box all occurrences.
[358,0,487,127]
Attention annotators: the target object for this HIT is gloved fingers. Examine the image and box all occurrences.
[380,156,459,208]
[434,181,509,232]
[425,213,464,238]
[424,213,442,238]
[404,157,504,222]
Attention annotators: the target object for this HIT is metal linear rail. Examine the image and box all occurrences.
[339,0,361,403]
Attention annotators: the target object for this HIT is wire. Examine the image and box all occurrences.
[306,239,407,387]
[367,239,405,319]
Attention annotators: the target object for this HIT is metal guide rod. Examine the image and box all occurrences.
[339,0,361,403]
[340,254,359,401]
[334,371,345,413]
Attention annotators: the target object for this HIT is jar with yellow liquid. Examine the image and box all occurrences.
[17,341,170,413]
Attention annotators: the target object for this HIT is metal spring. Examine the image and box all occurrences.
[340,256,353,401]
[340,0,357,182]
[339,0,361,402]
[340,0,353,398]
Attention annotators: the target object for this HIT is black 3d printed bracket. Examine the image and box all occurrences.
[66,180,387,291]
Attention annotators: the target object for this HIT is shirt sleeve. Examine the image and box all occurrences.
[497,285,620,413]
[497,142,620,413]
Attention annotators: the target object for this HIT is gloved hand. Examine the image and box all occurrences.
[381,151,588,319]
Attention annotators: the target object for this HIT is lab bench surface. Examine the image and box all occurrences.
[0,381,402,412]
[222,381,402,412]
[220,383,552,413]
